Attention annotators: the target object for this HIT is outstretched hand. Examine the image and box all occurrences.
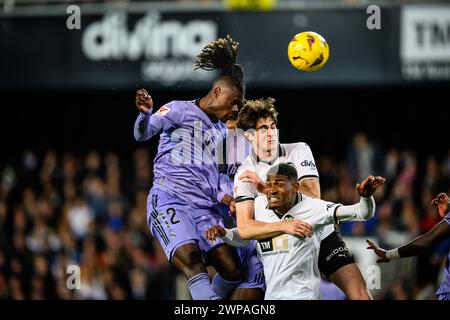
[431,192,450,218]
[366,239,390,263]
[356,175,386,197]
[135,89,153,113]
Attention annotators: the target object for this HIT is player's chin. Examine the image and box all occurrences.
[267,201,282,209]
[267,141,277,151]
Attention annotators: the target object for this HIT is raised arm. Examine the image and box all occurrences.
[133,89,183,141]
[134,89,154,141]
[367,193,450,262]
[302,175,383,229]
[333,175,384,223]
[333,196,375,224]
[368,221,450,263]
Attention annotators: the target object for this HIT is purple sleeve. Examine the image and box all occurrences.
[133,101,185,141]
[217,172,233,203]
[445,211,450,225]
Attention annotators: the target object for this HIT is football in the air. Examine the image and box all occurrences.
[287,31,330,72]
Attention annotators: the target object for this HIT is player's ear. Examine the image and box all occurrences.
[292,180,300,193]
[243,129,254,142]
[213,86,221,99]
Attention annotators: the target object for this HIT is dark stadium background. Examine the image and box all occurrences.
[1,85,448,158]
[1,0,450,302]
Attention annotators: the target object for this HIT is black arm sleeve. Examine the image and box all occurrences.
[398,220,450,258]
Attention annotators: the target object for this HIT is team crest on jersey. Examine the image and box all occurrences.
[155,105,171,116]
[273,235,288,250]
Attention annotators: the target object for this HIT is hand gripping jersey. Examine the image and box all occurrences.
[233,143,335,240]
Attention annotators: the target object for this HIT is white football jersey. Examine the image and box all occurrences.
[254,194,341,300]
[234,142,334,240]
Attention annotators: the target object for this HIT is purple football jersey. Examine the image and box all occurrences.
[134,100,227,215]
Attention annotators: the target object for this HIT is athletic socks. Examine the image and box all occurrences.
[187,273,219,300]
[211,273,241,299]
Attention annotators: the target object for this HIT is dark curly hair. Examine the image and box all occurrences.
[236,97,278,131]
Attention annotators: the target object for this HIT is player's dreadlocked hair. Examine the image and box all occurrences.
[194,35,245,93]
[236,97,278,131]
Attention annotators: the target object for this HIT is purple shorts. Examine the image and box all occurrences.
[147,188,225,262]
[437,292,450,300]
[216,205,265,291]
[237,243,266,291]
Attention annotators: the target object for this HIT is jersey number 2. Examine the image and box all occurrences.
[167,208,180,225]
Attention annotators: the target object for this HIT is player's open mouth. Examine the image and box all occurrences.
[268,196,280,202]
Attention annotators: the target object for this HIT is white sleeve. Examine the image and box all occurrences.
[233,164,257,203]
[219,228,250,247]
[292,143,319,181]
[313,200,339,228]
[292,199,338,230]
[304,197,376,227]
[335,196,376,224]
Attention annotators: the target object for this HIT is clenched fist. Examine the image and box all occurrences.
[205,225,227,242]
[356,175,385,197]
[135,89,153,113]
[431,192,450,218]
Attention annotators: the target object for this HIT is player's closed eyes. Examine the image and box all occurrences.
[258,128,268,134]
[257,125,276,134]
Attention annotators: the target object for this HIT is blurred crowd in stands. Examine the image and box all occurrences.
[0,131,449,299]
[0,148,175,299]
